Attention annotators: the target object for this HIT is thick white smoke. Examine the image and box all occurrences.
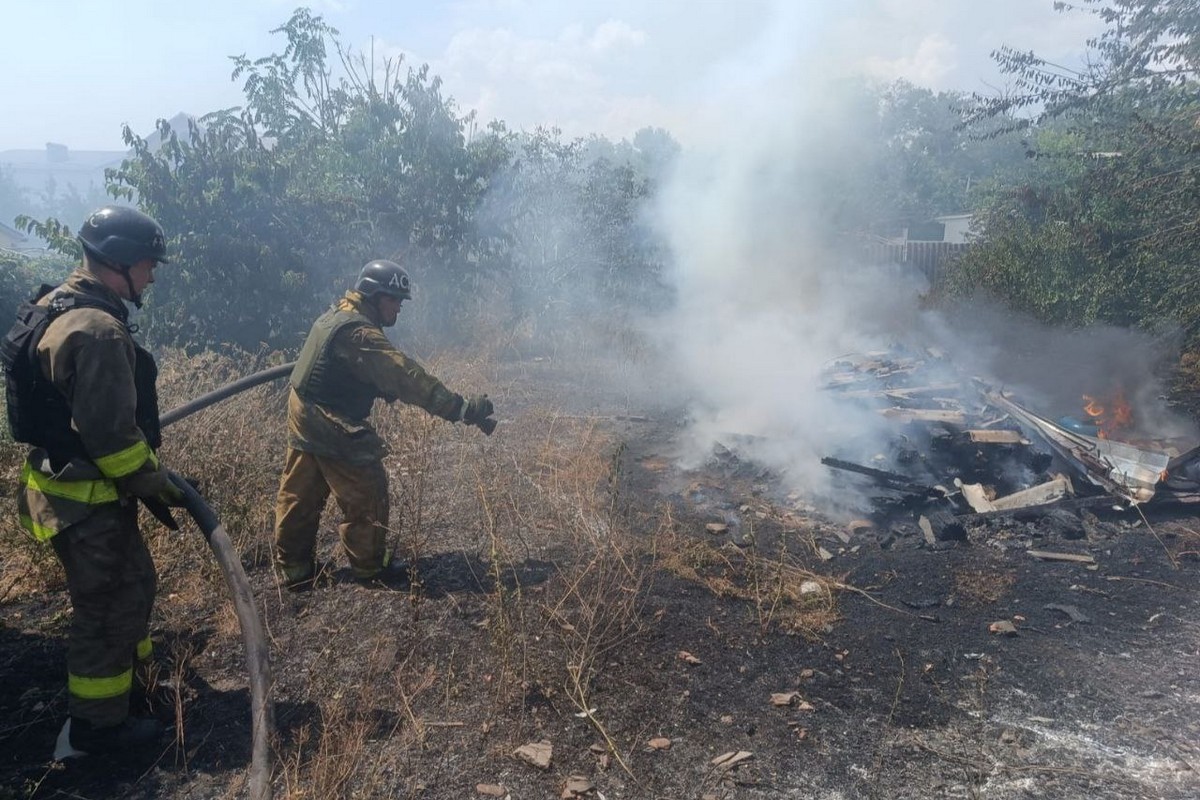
[650,32,932,503]
[647,2,1197,507]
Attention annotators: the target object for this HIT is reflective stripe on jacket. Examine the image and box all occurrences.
[17,451,126,541]
[17,269,160,540]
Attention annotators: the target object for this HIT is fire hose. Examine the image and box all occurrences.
[160,362,296,428]
[158,361,295,800]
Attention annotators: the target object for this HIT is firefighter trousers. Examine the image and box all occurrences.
[274,447,390,579]
[50,502,156,727]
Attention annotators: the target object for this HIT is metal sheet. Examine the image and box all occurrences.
[986,392,1167,503]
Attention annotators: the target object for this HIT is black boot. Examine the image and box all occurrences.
[356,560,411,589]
[55,716,164,759]
[284,560,336,592]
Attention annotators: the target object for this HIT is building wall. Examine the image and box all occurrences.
[938,215,973,244]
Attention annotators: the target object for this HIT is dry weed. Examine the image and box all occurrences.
[658,528,841,637]
[3,344,670,794]
[954,569,1016,605]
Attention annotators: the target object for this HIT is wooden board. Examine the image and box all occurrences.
[966,430,1029,445]
[991,475,1072,511]
[878,408,966,426]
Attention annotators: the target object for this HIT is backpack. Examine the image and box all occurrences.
[2,284,66,446]
[1,284,160,455]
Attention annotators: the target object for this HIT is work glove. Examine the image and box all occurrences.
[122,464,186,507]
[461,394,497,435]
[121,464,186,531]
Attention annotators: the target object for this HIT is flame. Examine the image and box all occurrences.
[1081,388,1133,440]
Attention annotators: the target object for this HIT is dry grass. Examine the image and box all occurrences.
[162,347,664,792]
[658,526,841,638]
[0,341,840,796]
[276,634,423,799]
[954,568,1016,605]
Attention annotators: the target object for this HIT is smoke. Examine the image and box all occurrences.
[926,302,1198,441]
[647,3,1197,507]
[648,33,933,504]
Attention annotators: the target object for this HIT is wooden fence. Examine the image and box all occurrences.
[860,242,970,285]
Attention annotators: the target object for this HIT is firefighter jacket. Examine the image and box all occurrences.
[16,269,166,541]
[287,290,462,464]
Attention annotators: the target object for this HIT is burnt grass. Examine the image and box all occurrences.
[3,364,1200,799]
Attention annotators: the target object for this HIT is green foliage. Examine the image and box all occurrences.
[110,113,327,349]
[875,81,1027,222]
[474,127,670,347]
[12,7,676,354]
[0,252,37,325]
[950,1,1200,338]
[776,78,1027,238]
[108,10,514,350]
[14,215,82,260]
[0,251,73,326]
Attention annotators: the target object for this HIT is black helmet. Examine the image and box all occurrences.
[355,259,411,300]
[78,205,169,267]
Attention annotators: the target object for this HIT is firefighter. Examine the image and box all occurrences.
[274,258,495,590]
[2,206,182,757]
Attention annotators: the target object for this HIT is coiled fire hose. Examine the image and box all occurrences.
[159,361,295,800]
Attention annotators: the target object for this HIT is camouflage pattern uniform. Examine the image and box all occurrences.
[275,290,463,581]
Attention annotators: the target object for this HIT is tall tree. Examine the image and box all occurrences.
[109,8,512,350]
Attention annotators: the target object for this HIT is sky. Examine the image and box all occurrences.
[0,0,1105,152]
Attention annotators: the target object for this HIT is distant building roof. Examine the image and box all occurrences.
[0,112,200,174]
[0,218,24,234]
[143,112,203,150]
[0,219,36,252]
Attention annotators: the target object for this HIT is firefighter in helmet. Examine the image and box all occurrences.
[274,258,495,590]
[2,205,182,757]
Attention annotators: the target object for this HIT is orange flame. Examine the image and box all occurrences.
[1081,388,1133,439]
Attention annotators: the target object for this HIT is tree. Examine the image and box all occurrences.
[0,250,74,328]
[0,167,30,229]
[110,113,326,350]
[107,8,513,350]
[951,1,1200,335]
[11,6,672,354]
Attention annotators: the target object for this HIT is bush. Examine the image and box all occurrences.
[0,251,73,324]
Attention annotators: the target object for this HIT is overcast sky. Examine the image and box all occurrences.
[0,0,1104,152]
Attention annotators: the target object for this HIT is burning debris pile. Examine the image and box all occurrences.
[817,349,1200,534]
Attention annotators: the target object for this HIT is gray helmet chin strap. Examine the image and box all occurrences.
[122,267,143,309]
[94,256,143,308]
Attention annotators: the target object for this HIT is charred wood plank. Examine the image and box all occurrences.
[1027,549,1096,564]
[835,383,961,400]
[820,457,939,496]
[957,481,996,513]
[921,509,967,542]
